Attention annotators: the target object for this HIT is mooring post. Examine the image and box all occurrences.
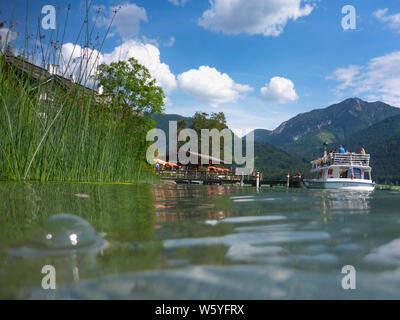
[286,173,290,189]
[256,172,260,189]
[240,175,244,186]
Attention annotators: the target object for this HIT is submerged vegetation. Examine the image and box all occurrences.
[0,3,164,183]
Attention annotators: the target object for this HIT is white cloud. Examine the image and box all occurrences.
[60,43,102,84]
[141,35,160,47]
[99,3,147,40]
[168,0,188,6]
[92,4,177,95]
[103,40,178,93]
[60,40,177,94]
[165,36,175,47]
[329,51,400,107]
[374,8,400,33]
[0,28,17,48]
[227,109,291,137]
[177,66,253,107]
[260,77,298,104]
[327,65,360,92]
[164,96,173,107]
[198,0,315,36]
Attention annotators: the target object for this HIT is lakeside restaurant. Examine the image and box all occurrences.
[155,150,232,174]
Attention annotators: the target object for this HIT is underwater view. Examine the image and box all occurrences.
[1,182,400,299]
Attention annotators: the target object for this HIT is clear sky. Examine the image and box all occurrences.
[2,0,400,135]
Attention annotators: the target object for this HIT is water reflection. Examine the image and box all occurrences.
[153,184,246,223]
[312,190,372,215]
[2,183,400,299]
[0,182,158,298]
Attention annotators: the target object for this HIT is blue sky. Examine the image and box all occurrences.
[2,0,400,135]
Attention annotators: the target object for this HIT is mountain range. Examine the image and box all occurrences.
[153,98,400,183]
[247,98,400,157]
[344,114,400,184]
[151,113,194,131]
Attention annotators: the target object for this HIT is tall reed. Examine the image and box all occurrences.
[0,2,158,183]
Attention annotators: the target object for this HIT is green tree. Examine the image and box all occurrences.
[95,57,165,116]
[191,112,230,161]
[177,119,188,132]
[177,119,188,150]
[191,112,228,133]
[94,58,165,167]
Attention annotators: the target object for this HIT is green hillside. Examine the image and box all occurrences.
[252,128,272,142]
[344,114,400,184]
[254,142,308,180]
[151,113,194,133]
[249,98,400,157]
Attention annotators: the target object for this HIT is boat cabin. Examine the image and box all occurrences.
[309,153,372,181]
[304,151,375,190]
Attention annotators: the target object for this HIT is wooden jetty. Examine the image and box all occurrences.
[156,169,240,185]
[156,169,302,187]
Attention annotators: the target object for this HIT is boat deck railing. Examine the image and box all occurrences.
[311,153,370,168]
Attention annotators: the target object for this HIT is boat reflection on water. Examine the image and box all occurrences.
[312,189,372,215]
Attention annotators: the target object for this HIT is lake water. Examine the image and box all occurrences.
[1,182,400,299]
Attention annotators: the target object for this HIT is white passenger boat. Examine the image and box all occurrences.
[303,152,375,191]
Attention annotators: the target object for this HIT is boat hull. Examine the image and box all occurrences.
[303,179,375,191]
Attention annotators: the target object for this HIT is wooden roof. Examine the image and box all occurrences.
[3,51,96,95]
[167,150,225,165]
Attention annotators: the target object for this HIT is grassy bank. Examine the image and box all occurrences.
[0,52,157,183]
[376,184,400,191]
[0,2,165,184]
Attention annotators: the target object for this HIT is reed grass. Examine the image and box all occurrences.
[0,2,158,183]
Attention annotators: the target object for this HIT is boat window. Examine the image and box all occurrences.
[364,171,370,180]
[353,168,362,179]
[340,169,348,178]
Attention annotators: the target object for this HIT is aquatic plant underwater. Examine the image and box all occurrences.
[0,182,159,299]
[0,2,161,183]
